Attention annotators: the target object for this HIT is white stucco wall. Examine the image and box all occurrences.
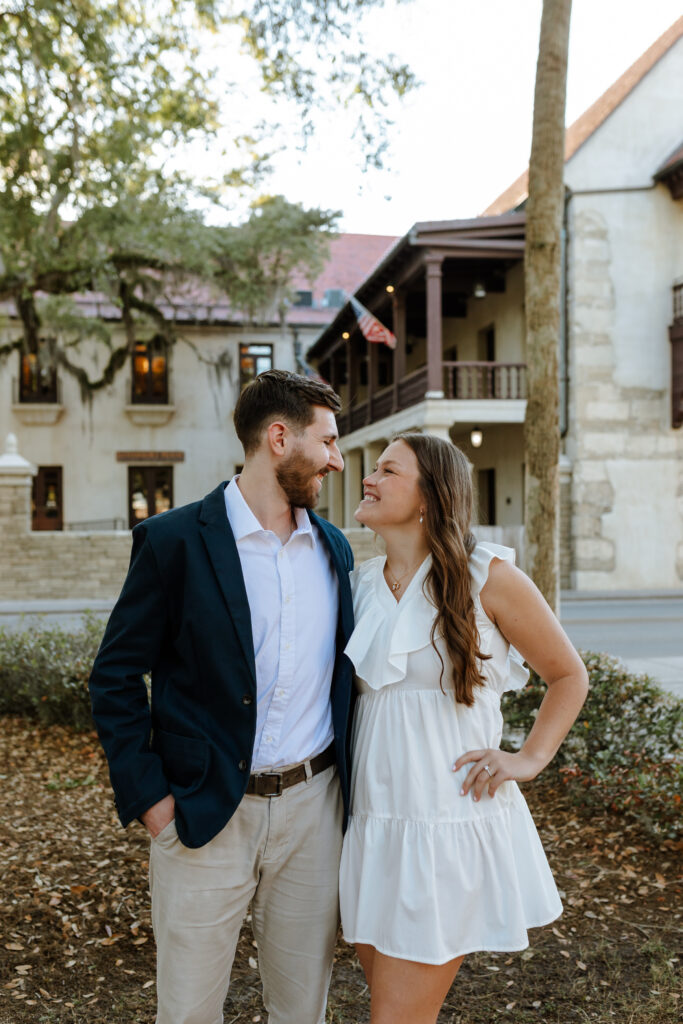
[566,37,683,192]
[452,423,525,528]
[0,323,311,527]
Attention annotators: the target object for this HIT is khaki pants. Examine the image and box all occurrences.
[149,765,343,1024]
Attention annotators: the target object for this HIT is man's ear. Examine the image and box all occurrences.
[265,420,288,456]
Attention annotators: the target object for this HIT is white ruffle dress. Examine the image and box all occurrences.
[339,542,562,964]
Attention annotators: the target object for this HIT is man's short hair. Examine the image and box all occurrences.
[234,369,342,455]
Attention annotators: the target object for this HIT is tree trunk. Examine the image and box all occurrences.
[524,0,572,612]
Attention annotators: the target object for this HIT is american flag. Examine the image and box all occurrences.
[349,296,396,349]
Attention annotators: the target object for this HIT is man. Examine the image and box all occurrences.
[89,370,354,1024]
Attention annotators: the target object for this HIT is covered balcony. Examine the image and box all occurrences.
[308,213,528,449]
[307,214,529,536]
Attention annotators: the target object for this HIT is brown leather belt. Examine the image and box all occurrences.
[246,743,336,797]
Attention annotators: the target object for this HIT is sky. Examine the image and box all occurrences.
[185,0,683,237]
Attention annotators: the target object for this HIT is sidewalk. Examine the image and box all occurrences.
[2,592,682,699]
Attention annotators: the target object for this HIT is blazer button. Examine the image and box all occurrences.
[238,759,247,771]
[242,695,253,706]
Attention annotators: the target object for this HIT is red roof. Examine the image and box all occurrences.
[287,233,399,325]
[1,233,399,329]
[482,15,683,216]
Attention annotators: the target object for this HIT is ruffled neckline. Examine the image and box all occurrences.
[345,555,436,690]
[345,543,529,694]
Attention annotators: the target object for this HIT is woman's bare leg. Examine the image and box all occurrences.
[355,943,376,987]
[356,946,464,1024]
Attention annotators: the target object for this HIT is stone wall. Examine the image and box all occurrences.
[566,204,683,590]
[2,473,528,603]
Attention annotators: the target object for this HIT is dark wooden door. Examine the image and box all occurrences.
[32,466,63,531]
[128,466,173,529]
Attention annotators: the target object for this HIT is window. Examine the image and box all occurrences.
[323,289,345,309]
[128,466,173,529]
[239,344,273,388]
[293,290,313,308]
[19,351,59,403]
[32,467,63,531]
[131,337,168,404]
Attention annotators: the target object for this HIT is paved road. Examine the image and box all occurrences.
[560,593,683,698]
[2,593,682,699]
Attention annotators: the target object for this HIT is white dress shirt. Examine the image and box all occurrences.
[224,477,339,771]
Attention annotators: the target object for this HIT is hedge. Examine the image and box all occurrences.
[1,622,680,838]
[502,651,682,840]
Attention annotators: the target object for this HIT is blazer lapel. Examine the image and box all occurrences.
[198,483,257,687]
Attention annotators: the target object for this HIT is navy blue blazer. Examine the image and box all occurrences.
[89,481,355,849]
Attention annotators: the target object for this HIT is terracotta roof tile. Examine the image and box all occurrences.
[482,15,683,216]
[1,233,398,328]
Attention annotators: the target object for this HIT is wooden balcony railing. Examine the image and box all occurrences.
[442,361,527,400]
[337,360,527,436]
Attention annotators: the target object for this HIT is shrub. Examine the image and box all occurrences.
[502,651,682,840]
[0,614,105,730]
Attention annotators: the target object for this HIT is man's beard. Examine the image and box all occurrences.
[276,450,327,509]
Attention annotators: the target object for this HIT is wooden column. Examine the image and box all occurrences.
[348,334,360,406]
[425,254,444,396]
[366,337,376,425]
[343,449,362,528]
[392,291,406,412]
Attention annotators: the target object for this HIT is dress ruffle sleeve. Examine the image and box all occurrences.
[470,542,530,694]
[345,556,435,691]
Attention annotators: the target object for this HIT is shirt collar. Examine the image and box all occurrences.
[224,476,316,547]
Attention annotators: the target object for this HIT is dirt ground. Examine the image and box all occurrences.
[0,717,680,1024]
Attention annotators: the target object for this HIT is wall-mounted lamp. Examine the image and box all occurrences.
[385,284,395,293]
[473,282,486,299]
[342,331,350,340]
[470,426,483,448]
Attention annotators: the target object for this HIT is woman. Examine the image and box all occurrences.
[339,432,589,1024]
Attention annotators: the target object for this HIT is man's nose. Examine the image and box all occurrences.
[329,444,344,472]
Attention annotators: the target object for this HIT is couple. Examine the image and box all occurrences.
[89,369,588,1024]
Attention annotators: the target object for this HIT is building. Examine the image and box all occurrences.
[0,233,396,534]
[309,17,683,591]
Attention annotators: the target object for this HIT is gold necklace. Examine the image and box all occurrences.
[385,559,422,593]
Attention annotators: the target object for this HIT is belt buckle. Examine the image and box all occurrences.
[258,771,283,796]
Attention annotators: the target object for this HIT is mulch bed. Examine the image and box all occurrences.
[0,717,680,1024]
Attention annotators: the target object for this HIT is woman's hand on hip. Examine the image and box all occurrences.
[452,748,543,801]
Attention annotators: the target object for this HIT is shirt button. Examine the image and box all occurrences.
[238,759,247,771]
[276,688,284,698]
[242,695,253,706]
[266,736,273,743]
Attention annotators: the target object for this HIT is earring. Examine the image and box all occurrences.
[419,511,424,524]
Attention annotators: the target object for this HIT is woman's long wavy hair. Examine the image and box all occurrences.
[392,432,488,706]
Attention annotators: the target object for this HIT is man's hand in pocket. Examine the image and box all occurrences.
[141,794,176,838]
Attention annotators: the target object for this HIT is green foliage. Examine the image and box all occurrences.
[214,195,340,324]
[502,652,683,840]
[0,615,105,730]
[0,1,414,395]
